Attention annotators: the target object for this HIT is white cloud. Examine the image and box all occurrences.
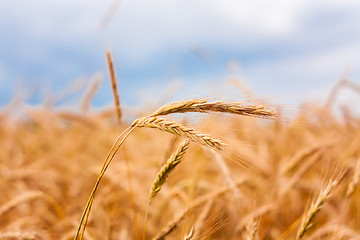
[99,0,360,66]
[237,41,360,104]
[107,0,304,62]
[1,0,360,64]
[250,42,360,78]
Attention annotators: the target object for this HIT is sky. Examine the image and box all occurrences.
[0,0,360,111]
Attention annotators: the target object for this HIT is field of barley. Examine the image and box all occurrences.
[0,76,360,240]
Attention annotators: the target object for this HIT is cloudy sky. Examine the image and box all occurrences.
[0,0,360,109]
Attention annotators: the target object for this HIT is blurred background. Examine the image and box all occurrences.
[0,0,360,111]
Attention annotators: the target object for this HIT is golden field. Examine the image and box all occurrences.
[0,83,359,240]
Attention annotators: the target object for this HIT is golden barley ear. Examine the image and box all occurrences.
[106,51,122,124]
[134,117,226,150]
[150,99,277,119]
[245,220,258,240]
[296,180,337,239]
[149,139,190,202]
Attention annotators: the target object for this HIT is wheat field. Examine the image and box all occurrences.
[0,78,360,240]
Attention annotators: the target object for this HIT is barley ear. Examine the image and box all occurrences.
[245,220,257,240]
[296,180,337,239]
[150,99,277,119]
[106,51,122,124]
[149,139,190,202]
[135,117,225,150]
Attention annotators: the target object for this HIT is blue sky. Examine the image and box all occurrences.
[1,0,360,110]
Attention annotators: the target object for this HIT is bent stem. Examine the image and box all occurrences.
[74,124,139,240]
